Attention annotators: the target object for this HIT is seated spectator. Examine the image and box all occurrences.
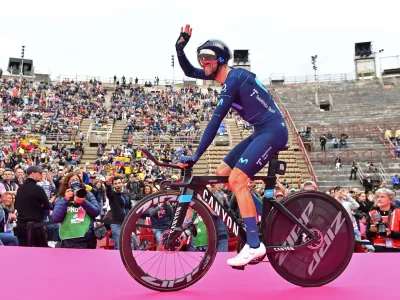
[0,192,19,246]
[338,137,347,149]
[392,175,399,190]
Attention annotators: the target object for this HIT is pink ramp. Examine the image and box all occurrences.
[1,247,398,300]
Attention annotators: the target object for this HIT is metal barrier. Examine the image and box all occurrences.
[311,122,400,139]
[0,132,75,142]
[266,72,357,85]
[270,89,319,184]
[377,162,389,183]
[309,148,389,164]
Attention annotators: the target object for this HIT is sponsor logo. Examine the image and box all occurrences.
[307,211,346,276]
[170,206,181,231]
[250,89,275,113]
[217,99,224,106]
[276,201,314,266]
[200,188,240,237]
[213,42,224,50]
[239,157,248,164]
[221,84,227,93]
[256,146,272,166]
[274,247,295,251]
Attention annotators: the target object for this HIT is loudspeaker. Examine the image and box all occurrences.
[233,50,249,63]
[355,42,372,57]
[7,57,34,75]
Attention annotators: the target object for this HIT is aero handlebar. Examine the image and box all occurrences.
[142,149,185,169]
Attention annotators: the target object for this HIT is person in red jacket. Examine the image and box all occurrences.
[366,188,400,252]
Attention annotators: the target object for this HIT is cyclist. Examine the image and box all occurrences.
[176,24,288,267]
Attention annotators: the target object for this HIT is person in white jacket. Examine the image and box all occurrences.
[335,188,360,239]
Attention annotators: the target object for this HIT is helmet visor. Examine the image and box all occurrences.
[197,49,218,67]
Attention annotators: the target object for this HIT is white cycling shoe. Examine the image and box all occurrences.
[227,242,266,267]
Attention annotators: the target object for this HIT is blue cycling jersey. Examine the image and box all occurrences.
[177,49,285,159]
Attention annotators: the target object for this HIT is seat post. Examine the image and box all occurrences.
[265,153,279,189]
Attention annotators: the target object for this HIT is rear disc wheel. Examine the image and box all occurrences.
[265,191,354,287]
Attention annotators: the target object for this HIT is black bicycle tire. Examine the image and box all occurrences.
[265,190,354,287]
[119,190,218,292]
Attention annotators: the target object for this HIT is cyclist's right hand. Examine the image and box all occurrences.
[176,24,192,50]
[178,154,198,168]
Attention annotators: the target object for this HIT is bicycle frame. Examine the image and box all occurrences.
[166,180,316,254]
[140,148,316,253]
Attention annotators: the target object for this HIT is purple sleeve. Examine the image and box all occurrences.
[194,74,240,159]
[176,48,212,80]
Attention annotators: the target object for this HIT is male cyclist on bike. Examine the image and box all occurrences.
[176,24,288,267]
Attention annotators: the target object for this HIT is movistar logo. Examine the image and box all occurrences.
[217,99,224,106]
[239,157,248,164]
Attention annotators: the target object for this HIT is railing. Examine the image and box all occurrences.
[52,74,195,86]
[270,89,319,184]
[376,126,397,159]
[87,123,114,144]
[356,162,365,184]
[311,122,400,139]
[0,132,75,142]
[124,134,202,146]
[309,148,389,164]
[265,72,357,85]
[226,125,233,147]
[377,162,389,183]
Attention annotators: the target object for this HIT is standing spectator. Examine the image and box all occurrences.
[367,188,400,252]
[320,135,327,151]
[105,175,132,250]
[0,68,2,79]
[350,162,358,180]
[392,175,399,190]
[14,166,51,247]
[335,188,360,239]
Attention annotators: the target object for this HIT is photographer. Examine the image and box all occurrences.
[366,188,400,252]
[51,172,101,249]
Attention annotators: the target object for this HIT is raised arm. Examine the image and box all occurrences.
[175,24,212,80]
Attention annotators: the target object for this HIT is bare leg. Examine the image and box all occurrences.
[228,168,255,218]
[215,161,233,190]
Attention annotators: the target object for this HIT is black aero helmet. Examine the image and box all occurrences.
[197,39,232,67]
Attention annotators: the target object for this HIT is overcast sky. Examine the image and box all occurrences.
[1,0,399,82]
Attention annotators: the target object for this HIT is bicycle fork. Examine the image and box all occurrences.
[166,188,193,244]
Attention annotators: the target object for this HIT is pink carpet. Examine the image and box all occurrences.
[2,247,397,300]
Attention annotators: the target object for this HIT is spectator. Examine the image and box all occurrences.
[105,175,133,250]
[392,175,399,190]
[14,166,51,247]
[0,192,19,246]
[0,168,18,197]
[335,188,360,240]
[349,161,358,180]
[367,188,400,252]
[320,135,327,151]
[51,172,100,248]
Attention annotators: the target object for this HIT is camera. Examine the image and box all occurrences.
[70,180,87,199]
[373,213,388,237]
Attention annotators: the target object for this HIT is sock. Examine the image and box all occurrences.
[243,216,260,248]
[251,193,263,215]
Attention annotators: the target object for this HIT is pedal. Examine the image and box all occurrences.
[231,265,246,271]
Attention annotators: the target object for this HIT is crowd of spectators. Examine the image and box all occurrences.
[0,77,399,255]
